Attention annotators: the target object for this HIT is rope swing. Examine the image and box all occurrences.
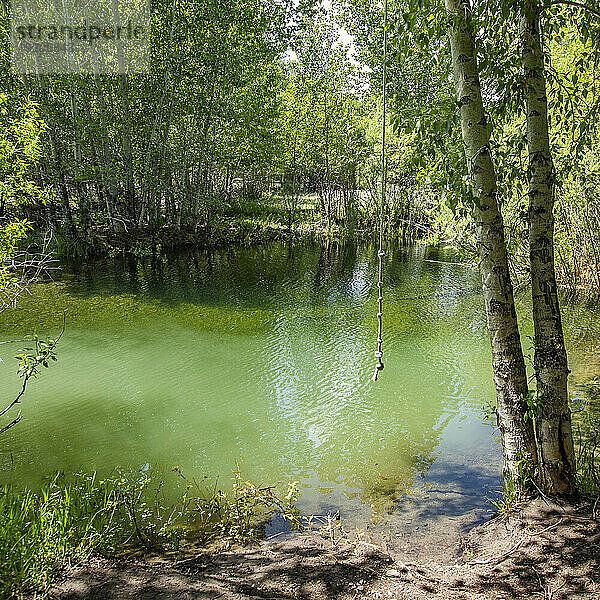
[372,0,388,383]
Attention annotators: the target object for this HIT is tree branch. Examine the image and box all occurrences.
[550,0,600,20]
[0,412,22,435]
[0,338,31,346]
[0,232,58,314]
[0,374,31,419]
[0,313,65,430]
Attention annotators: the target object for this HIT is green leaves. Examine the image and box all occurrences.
[0,95,47,209]
[523,390,541,424]
[15,335,59,380]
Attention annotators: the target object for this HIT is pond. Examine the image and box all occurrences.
[1,240,599,554]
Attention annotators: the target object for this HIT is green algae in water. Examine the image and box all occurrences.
[0,282,274,336]
[1,241,599,525]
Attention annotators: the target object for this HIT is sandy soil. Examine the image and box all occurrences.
[48,496,599,600]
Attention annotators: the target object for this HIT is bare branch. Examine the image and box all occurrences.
[0,373,32,419]
[0,412,22,435]
[0,231,59,314]
[0,338,31,345]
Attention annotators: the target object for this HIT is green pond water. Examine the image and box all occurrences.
[1,240,599,535]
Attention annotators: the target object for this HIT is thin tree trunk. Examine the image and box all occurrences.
[70,86,91,241]
[89,135,114,231]
[324,91,331,230]
[48,126,77,238]
[139,85,169,228]
[112,0,135,221]
[445,0,537,488]
[91,74,121,232]
[33,74,77,238]
[521,0,575,495]
[119,73,135,220]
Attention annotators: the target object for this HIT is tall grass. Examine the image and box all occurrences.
[0,469,300,599]
[0,473,124,598]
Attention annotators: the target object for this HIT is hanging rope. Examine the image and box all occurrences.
[372,0,388,383]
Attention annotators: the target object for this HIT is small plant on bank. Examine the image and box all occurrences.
[0,468,301,599]
[173,466,301,545]
[489,475,525,518]
[488,455,536,517]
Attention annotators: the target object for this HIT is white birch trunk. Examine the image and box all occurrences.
[445,0,537,487]
[521,0,575,495]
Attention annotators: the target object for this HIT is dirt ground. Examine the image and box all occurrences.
[49,496,599,600]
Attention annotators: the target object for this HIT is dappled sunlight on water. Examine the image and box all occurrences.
[0,241,598,539]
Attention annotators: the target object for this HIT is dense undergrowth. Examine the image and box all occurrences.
[0,468,300,599]
[41,187,600,299]
[37,188,432,262]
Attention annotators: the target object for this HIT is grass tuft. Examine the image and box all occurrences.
[0,468,300,599]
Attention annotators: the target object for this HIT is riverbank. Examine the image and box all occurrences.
[43,222,600,299]
[48,216,390,262]
[45,496,599,600]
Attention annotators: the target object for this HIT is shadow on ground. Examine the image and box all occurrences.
[378,496,600,599]
[51,539,392,600]
[458,497,600,599]
[50,498,599,600]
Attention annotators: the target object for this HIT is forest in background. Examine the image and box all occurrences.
[1,0,599,293]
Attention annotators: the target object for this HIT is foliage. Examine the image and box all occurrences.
[0,218,30,300]
[0,468,300,599]
[574,422,600,496]
[0,94,53,312]
[14,334,59,379]
[488,456,536,516]
[0,472,124,598]
[335,0,600,292]
[0,94,50,209]
[0,0,451,246]
[175,466,301,545]
[0,329,62,435]
[0,0,598,288]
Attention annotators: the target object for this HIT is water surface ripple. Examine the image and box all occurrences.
[1,241,599,542]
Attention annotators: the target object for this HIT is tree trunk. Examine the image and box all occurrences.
[91,74,121,232]
[112,0,135,220]
[70,87,91,242]
[521,0,575,495]
[445,0,537,488]
[119,73,135,220]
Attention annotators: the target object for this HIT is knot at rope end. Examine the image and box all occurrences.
[371,360,384,382]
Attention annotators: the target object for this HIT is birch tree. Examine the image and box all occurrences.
[444,0,538,488]
[521,0,576,494]
[341,0,586,495]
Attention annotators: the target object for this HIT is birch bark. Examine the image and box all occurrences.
[521,0,575,495]
[445,0,537,486]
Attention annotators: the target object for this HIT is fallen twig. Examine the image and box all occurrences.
[469,519,563,566]
[469,534,528,565]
